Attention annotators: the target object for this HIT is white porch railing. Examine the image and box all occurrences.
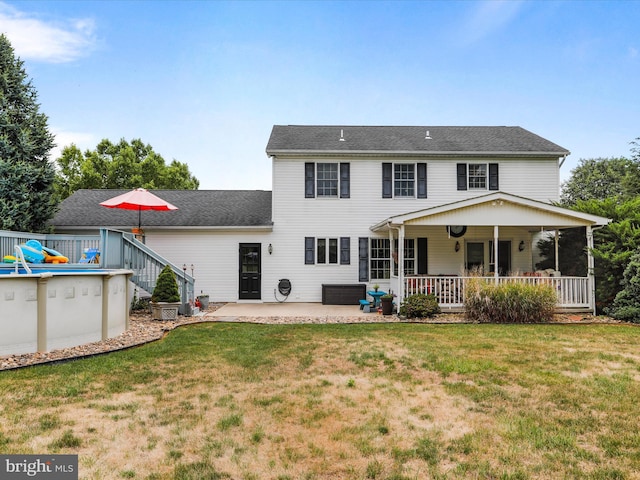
[404,276,592,312]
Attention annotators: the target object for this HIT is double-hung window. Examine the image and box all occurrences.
[316,163,339,197]
[382,163,427,198]
[393,239,415,276]
[305,163,350,198]
[394,164,415,197]
[457,163,499,191]
[370,238,391,280]
[468,164,487,189]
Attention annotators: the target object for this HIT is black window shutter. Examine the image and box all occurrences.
[457,163,467,191]
[340,237,350,264]
[305,163,315,198]
[358,237,369,281]
[417,238,428,274]
[417,163,427,198]
[304,237,315,264]
[489,163,499,190]
[340,163,350,198]
[382,163,392,198]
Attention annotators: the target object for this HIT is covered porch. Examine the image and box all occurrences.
[371,192,610,314]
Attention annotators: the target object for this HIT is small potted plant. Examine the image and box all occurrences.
[150,265,181,320]
[380,293,395,315]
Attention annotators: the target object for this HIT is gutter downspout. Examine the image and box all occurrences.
[559,154,568,169]
[494,225,499,280]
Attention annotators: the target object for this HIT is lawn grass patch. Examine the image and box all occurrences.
[1,322,640,478]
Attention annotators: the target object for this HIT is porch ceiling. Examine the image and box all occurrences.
[371,192,611,231]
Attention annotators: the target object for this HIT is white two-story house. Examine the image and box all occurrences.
[50,125,610,312]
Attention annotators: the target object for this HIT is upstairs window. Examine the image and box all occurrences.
[317,164,338,197]
[457,163,499,191]
[305,163,350,198]
[382,163,427,199]
[394,164,415,197]
[468,164,487,189]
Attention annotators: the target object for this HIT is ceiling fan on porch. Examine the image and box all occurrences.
[447,226,467,238]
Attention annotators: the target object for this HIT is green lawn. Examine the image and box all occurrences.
[1,323,639,479]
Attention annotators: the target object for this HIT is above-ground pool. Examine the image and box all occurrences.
[0,268,132,357]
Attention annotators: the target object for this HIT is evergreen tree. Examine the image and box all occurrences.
[573,197,640,311]
[607,248,640,323]
[537,143,640,311]
[0,34,56,232]
[151,265,180,303]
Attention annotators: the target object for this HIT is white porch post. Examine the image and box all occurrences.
[555,230,560,273]
[398,225,405,308]
[493,225,499,279]
[586,225,596,315]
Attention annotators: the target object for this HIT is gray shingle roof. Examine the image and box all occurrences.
[266,125,570,156]
[49,189,272,229]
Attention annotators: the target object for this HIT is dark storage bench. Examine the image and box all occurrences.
[322,284,366,305]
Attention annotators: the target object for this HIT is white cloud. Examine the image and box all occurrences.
[458,0,524,45]
[0,2,96,63]
[630,46,638,59]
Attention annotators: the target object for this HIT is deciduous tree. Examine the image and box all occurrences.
[560,157,639,206]
[54,138,199,200]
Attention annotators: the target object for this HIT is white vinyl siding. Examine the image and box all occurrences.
[257,156,562,302]
[139,156,562,302]
[144,230,269,303]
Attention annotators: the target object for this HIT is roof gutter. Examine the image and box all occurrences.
[267,149,570,158]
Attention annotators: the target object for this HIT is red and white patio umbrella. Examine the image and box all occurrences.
[99,188,178,229]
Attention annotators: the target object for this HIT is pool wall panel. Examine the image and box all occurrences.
[0,270,131,357]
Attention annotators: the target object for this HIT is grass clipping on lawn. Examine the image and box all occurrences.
[1,322,640,479]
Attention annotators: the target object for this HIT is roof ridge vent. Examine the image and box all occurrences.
[339,129,345,141]
[425,130,432,139]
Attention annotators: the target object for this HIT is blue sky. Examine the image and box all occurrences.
[1,0,638,190]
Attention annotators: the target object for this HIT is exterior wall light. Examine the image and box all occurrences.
[268,243,273,255]
[519,241,525,252]
[455,241,460,252]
